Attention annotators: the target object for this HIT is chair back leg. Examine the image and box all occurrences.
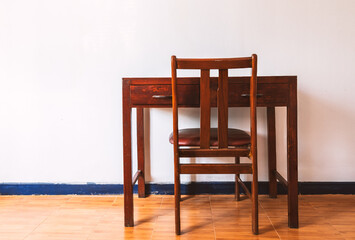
[252,154,259,234]
[235,157,241,201]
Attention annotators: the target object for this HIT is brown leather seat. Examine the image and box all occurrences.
[169,128,250,147]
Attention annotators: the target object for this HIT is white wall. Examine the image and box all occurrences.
[0,0,354,184]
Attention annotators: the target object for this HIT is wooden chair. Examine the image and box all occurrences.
[170,55,258,235]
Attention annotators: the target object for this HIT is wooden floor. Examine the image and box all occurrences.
[0,195,354,240]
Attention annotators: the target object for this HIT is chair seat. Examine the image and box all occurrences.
[169,128,250,147]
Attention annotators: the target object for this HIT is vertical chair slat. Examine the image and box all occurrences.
[217,69,229,148]
[200,69,211,149]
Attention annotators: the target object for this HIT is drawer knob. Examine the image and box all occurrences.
[152,95,172,99]
[241,94,263,98]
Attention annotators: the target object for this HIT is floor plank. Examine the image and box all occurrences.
[0,195,353,239]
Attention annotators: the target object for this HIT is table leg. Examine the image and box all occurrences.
[123,80,133,227]
[267,107,277,198]
[287,80,299,228]
[137,108,146,198]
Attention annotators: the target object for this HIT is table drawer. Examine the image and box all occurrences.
[229,83,289,107]
[130,83,289,107]
[130,85,199,106]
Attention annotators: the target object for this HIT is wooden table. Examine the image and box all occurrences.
[122,76,298,228]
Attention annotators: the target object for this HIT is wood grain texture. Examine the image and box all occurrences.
[123,74,299,233]
[122,79,133,227]
[217,69,228,148]
[136,108,145,198]
[179,148,250,157]
[267,107,277,198]
[171,55,181,235]
[200,69,211,149]
[176,57,252,69]
[275,170,288,187]
[238,176,252,199]
[288,77,299,228]
[171,55,259,235]
[0,195,353,240]
[124,76,294,85]
[132,170,142,185]
[129,79,289,107]
[235,157,241,201]
[250,53,259,234]
[180,163,252,174]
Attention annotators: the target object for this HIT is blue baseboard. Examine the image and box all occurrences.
[0,183,123,195]
[0,182,354,195]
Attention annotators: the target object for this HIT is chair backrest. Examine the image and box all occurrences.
[171,55,257,151]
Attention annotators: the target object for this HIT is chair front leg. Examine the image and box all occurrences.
[174,157,181,235]
[252,155,259,235]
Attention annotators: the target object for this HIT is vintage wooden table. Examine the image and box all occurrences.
[122,76,298,228]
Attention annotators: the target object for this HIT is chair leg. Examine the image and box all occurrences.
[252,188,259,234]
[252,156,259,235]
[174,162,181,235]
[235,157,240,201]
